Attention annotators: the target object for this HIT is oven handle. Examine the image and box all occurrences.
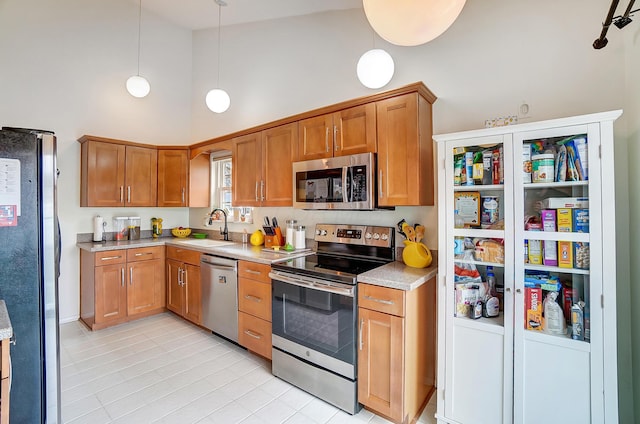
[269,271,355,297]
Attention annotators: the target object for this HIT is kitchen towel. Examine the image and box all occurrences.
[93,215,104,242]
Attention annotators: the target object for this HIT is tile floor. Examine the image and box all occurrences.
[60,313,437,424]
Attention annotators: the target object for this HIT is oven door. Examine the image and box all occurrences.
[270,271,357,379]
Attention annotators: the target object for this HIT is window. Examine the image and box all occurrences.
[210,154,252,223]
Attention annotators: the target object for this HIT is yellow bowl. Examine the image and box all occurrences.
[171,228,192,238]
[402,240,433,268]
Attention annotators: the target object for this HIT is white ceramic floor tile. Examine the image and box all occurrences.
[253,398,297,424]
[60,313,410,424]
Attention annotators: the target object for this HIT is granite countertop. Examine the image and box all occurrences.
[0,300,13,340]
[357,261,438,291]
[76,237,314,265]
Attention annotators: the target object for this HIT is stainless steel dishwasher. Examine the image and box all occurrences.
[200,254,238,342]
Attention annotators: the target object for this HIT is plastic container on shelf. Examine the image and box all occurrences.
[532,153,555,183]
[454,210,465,229]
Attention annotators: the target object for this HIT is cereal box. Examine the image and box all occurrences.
[525,287,543,331]
[558,241,573,268]
[573,209,589,233]
[541,210,557,231]
[557,209,572,232]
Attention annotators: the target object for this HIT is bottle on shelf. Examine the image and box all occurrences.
[454,209,465,229]
[486,266,497,297]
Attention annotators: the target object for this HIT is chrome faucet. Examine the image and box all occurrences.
[209,208,229,241]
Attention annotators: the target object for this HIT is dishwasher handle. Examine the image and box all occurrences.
[200,254,237,270]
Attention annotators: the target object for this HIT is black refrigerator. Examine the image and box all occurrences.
[0,127,61,423]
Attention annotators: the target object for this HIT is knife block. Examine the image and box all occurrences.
[265,227,284,248]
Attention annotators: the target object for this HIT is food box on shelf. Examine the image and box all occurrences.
[573,209,589,232]
[542,197,589,209]
[557,208,573,232]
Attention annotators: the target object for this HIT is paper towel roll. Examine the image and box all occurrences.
[93,215,104,242]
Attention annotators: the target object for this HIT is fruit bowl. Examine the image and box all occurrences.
[171,227,192,238]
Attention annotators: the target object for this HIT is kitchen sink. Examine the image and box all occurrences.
[177,239,236,247]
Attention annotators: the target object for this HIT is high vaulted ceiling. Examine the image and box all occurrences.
[134,0,363,30]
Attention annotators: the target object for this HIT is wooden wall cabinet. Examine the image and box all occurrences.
[358,280,436,424]
[376,92,435,207]
[232,122,298,207]
[79,136,158,207]
[157,149,189,207]
[297,103,376,161]
[237,261,272,359]
[80,246,165,331]
[166,246,202,325]
[0,334,11,423]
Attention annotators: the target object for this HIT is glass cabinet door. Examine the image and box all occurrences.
[512,123,601,423]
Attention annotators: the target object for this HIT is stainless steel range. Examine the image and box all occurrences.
[269,224,395,414]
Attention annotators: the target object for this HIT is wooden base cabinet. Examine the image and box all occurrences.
[237,261,272,359]
[166,246,201,325]
[80,246,165,331]
[358,280,436,424]
[0,336,10,423]
[434,111,622,424]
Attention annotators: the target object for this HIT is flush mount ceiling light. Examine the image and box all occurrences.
[357,48,394,89]
[205,0,230,113]
[362,0,466,46]
[126,0,150,98]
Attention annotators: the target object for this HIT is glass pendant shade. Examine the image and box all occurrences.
[363,0,466,46]
[357,48,395,89]
[206,88,231,113]
[126,75,150,98]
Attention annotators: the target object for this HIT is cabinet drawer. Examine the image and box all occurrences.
[238,311,272,359]
[238,279,271,321]
[127,246,164,262]
[166,246,201,265]
[94,250,126,266]
[238,261,271,284]
[358,283,405,317]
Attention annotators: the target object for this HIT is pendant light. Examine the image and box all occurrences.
[206,0,230,113]
[126,0,150,98]
[357,31,394,89]
[363,0,466,46]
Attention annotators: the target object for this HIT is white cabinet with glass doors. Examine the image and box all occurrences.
[434,110,621,424]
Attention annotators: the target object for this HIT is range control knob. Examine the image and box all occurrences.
[373,233,380,240]
[365,232,373,239]
[315,229,322,236]
[381,233,389,241]
[320,229,328,236]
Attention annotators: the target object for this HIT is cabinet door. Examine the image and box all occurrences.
[298,114,334,160]
[157,149,188,207]
[183,263,201,325]
[166,259,184,315]
[232,132,261,206]
[358,307,404,423]
[377,93,434,206]
[82,141,126,207]
[94,264,127,323]
[262,123,298,206]
[128,259,164,316]
[334,103,376,157]
[125,145,158,206]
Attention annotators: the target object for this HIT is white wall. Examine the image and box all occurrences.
[0,0,193,323]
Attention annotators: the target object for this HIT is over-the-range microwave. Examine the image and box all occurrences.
[292,152,376,210]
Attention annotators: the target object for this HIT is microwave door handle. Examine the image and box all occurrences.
[342,167,349,202]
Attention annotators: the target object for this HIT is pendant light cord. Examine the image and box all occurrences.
[136,0,142,76]
[216,1,223,87]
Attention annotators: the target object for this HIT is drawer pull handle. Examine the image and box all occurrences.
[101,255,122,261]
[245,269,261,275]
[134,252,152,257]
[244,295,262,303]
[244,329,262,340]
[363,295,394,305]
